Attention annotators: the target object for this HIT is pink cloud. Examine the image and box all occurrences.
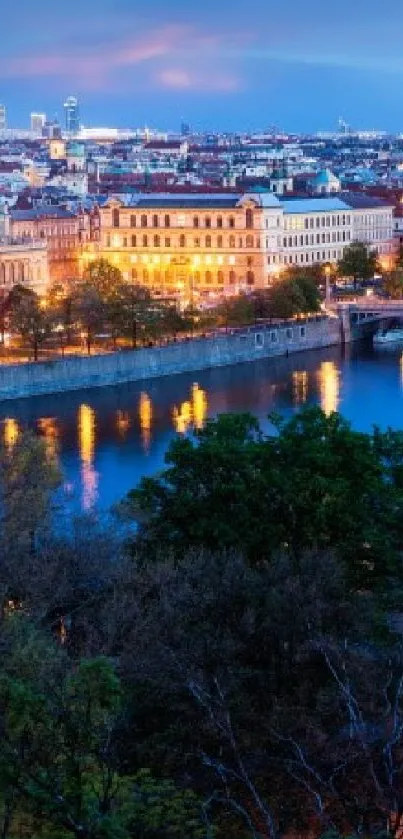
[157,68,241,93]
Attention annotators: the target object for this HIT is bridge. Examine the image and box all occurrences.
[331,298,403,342]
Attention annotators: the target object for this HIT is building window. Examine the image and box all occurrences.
[112,208,120,228]
[217,270,224,284]
[141,214,147,228]
[229,270,236,285]
[205,270,212,284]
[217,235,223,247]
[246,270,255,286]
[255,332,264,348]
[271,330,278,343]
[153,214,159,228]
[229,216,235,228]
[130,215,136,228]
[205,217,211,228]
[131,268,137,280]
[193,216,199,228]
[206,235,212,248]
[179,234,185,247]
[217,216,223,228]
[286,328,293,341]
[143,269,149,282]
[165,237,171,247]
[142,235,148,247]
[131,235,136,247]
[300,326,306,339]
[194,237,201,247]
[123,237,127,247]
[229,235,236,248]
[246,235,254,248]
[246,208,253,229]
[154,235,160,247]
[164,214,170,228]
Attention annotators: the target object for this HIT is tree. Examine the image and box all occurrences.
[8,288,51,361]
[337,241,380,288]
[46,283,74,350]
[125,407,403,587]
[83,259,124,305]
[71,282,105,355]
[383,269,403,299]
[0,618,209,839]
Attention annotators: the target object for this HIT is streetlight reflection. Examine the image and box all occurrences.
[318,361,340,415]
[3,418,19,452]
[139,393,152,451]
[292,371,308,406]
[78,404,98,510]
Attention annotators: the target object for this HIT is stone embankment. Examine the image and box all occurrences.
[0,316,341,402]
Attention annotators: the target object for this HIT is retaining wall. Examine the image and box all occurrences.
[0,317,342,402]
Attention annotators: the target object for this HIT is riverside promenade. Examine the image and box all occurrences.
[0,316,341,402]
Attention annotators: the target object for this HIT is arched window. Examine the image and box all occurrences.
[217,235,223,248]
[205,235,212,248]
[247,270,255,286]
[142,235,148,247]
[229,270,236,285]
[179,234,185,248]
[131,234,137,247]
[217,270,224,284]
[245,208,253,229]
[246,235,254,248]
[154,235,160,247]
[193,216,199,228]
[112,208,120,228]
[131,268,137,280]
[217,216,223,228]
[229,235,236,248]
[153,214,159,228]
[130,215,136,228]
[205,270,212,284]
[229,216,235,228]
[141,215,148,228]
[164,214,170,228]
[205,217,211,228]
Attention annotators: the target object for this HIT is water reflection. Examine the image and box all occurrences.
[116,410,130,439]
[139,393,152,451]
[318,361,340,415]
[292,371,308,406]
[173,384,208,434]
[3,418,19,452]
[37,417,60,463]
[78,404,98,511]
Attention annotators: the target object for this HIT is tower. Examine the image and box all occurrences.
[31,112,46,135]
[64,96,80,136]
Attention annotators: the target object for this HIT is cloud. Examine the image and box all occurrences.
[157,68,240,92]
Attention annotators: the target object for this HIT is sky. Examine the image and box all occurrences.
[2,0,403,133]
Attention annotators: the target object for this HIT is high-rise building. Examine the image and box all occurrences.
[31,112,46,135]
[181,120,191,137]
[64,96,80,136]
[0,105,7,132]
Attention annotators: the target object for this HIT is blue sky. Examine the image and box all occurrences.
[1,0,403,132]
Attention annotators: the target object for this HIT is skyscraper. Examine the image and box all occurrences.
[0,105,7,132]
[31,112,46,135]
[64,96,80,136]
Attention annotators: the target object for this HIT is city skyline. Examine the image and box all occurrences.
[2,0,403,132]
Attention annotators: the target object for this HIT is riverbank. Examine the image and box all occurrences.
[0,316,341,401]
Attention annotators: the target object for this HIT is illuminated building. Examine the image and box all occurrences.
[9,205,84,284]
[31,112,46,136]
[91,191,394,300]
[0,206,49,295]
[64,96,80,136]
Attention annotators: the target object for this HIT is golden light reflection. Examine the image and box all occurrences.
[139,393,152,451]
[173,384,208,434]
[116,410,130,438]
[292,371,308,406]
[318,361,340,416]
[192,383,208,430]
[37,417,60,463]
[4,418,19,452]
[78,404,98,511]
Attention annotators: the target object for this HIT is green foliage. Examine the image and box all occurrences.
[337,240,380,284]
[382,268,403,299]
[8,288,51,361]
[83,259,124,304]
[127,407,403,586]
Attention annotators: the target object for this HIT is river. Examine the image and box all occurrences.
[1,341,403,513]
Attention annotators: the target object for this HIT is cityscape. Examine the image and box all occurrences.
[5,2,403,838]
